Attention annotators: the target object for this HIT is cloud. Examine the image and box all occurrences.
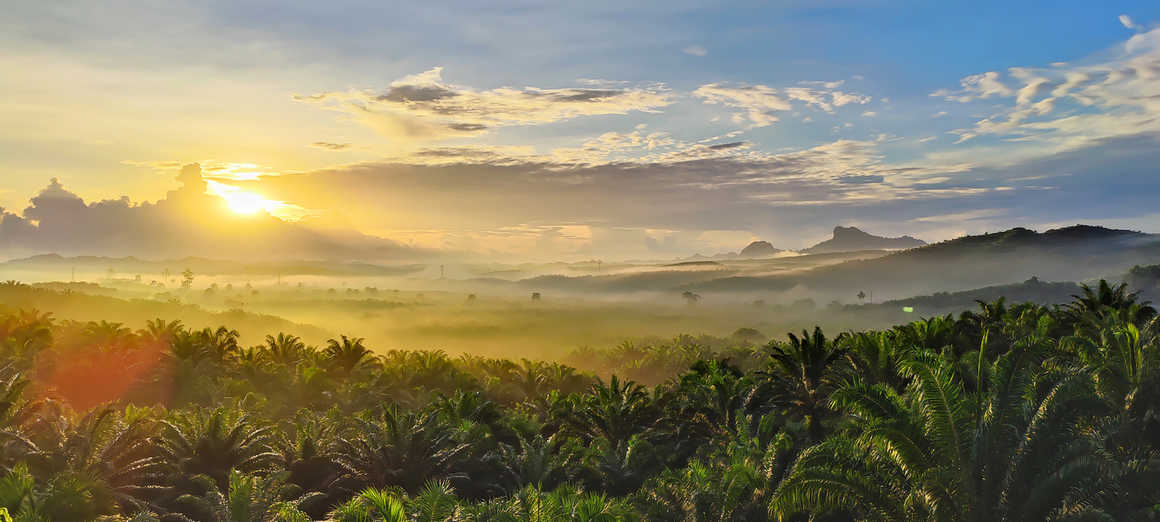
[694,82,870,127]
[1120,14,1139,30]
[912,208,1005,223]
[224,128,1122,254]
[310,141,351,151]
[683,45,707,57]
[0,165,423,260]
[927,21,1160,160]
[931,70,1013,102]
[295,67,672,142]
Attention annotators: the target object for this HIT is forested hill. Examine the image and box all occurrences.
[692,225,1160,298]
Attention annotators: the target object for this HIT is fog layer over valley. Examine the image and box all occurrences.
[4,224,1159,364]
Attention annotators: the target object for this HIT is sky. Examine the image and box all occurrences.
[3,1,1160,260]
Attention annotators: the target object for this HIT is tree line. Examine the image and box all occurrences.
[0,280,1157,520]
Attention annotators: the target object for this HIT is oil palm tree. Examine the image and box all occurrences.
[333,407,470,495]
[139,318,184,346]
[273,411,343,517]
[11,406,163,512]
[772,341,1109,521]
[325,336,377,378]
[83,320,135,348]
[151,406,279,492]
[492,432,576,494]
[465,483,639,521]
[328,486,407,522]
[262,333,307,368]
[563,376,657,450]
[754,328,848,441]
[168,470,313,522]
[1062,280,1156,327]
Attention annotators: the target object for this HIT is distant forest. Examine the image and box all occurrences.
[0,278,1158,520]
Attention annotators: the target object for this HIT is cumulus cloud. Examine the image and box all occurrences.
[295,67,672,142]
[1120,14,1139,30]
[693,82,870,127]
[0,165,422,260]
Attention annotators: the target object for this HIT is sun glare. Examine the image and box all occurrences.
[224,191,269,215]
[207,180,285,217]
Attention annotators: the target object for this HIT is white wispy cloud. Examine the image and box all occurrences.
[693,82,870,127]
[683,45,707,56]
[929,21,1160,157]
[295,67,673,142]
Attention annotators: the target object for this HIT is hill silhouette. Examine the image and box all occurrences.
[738,240,781,258]
[802,226,926,254]
[692,225,1160,299]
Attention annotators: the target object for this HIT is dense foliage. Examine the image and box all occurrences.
[0,279,1159,520]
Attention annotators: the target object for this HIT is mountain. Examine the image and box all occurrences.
[738,240,781,258]
[692,225,1160,299]
[802,226,926,254]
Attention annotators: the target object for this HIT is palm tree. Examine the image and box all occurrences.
[139,319,184,346]
[262,333,307,367]
[83,320,135,348]
[168,470,314,522]
[842,331,909,393]
[199,326,241,363]
[0,462,121,521]
[639,415,802,521]
[11,406,163,512]
[151,406,279,492]
[464,483,638,521]
[273,411,343,518]
[772,342,1109,521]
[754,327,848,441]
[1063,280,1156,327]
[325,336,376,378]
[328,487,407,522]
[563,376,657,450]
[661,359,754,452]
[333,407,470,495]
[893,315,959,353]
[492,432,576,494]
[0,310,54,361]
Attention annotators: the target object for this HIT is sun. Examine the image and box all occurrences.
[206,180,299,219]
[223,191,268,215]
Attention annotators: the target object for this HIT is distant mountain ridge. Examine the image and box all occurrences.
[802,226,926,254]
[691,224,1160,298]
